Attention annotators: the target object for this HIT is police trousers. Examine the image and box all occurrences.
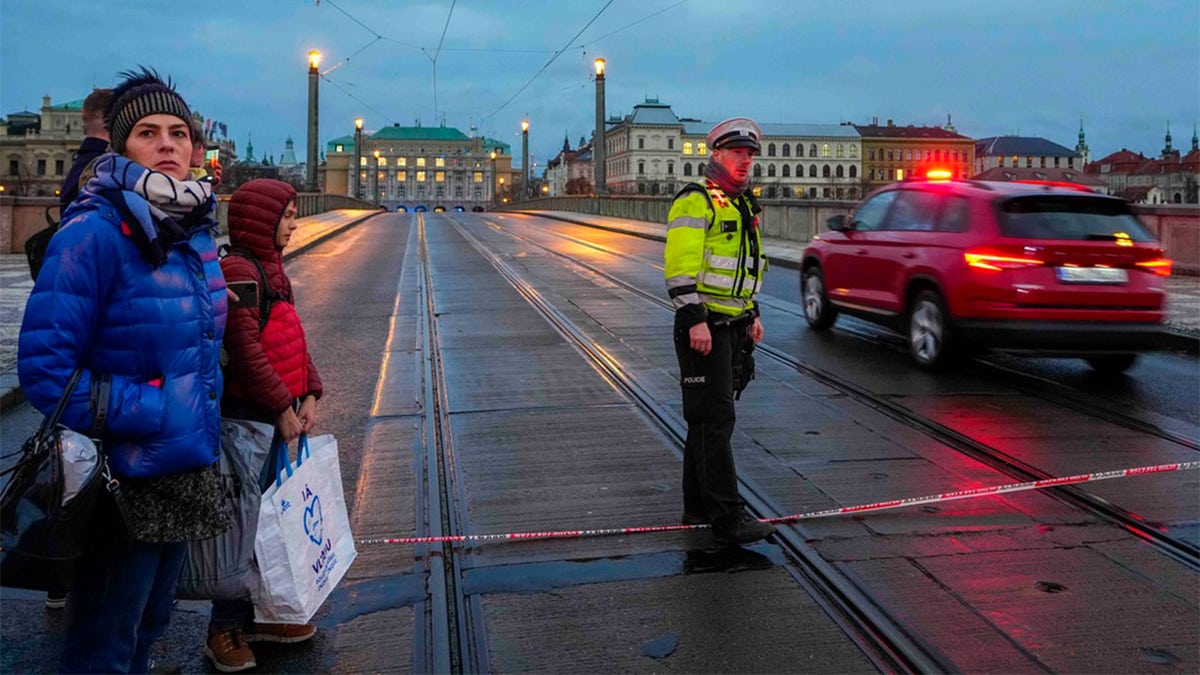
[673,314,753,526]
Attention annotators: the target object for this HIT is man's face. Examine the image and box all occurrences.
[713,146,757,183]
[276,201,299,248]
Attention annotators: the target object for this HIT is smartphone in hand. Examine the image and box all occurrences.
[205,147,220,168]
[227,280,259,310]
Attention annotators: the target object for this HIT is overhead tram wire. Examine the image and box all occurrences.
[484,0,615,121]
[576,0,691,48]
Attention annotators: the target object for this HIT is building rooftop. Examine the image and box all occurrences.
[975,136,1078,158]
[854,123,970,140]
[973,166,1105,186]
[371,125,470,141]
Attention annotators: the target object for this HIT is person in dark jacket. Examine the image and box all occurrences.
[205,178,323,672]
[18,67,229,674]
[58,87,111,211]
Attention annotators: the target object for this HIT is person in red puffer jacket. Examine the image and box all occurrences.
[207,178,323,672]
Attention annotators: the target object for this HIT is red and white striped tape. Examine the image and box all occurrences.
[356,461,1200,546]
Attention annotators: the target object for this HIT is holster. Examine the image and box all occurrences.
[732,338,756,400]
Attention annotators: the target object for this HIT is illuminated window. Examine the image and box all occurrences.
[359,171,366,182]
[359,157,367,167]
[473,171,483,183]
[999,156,1005,167]
[377,171,385,181]
[683,141,693,155]
[417,157,426,167]
[416,171,427,182]
[397,171,406,182]
[398,157,407,167]
[435,171,445,182]
[436,157,445,168]
[822,144,830,158]
[836,144,844,158]
[697,142,707,156]
[896,169,905,180]
[335,144,344,152]
[378,157,387,167]
[849,146,857,158]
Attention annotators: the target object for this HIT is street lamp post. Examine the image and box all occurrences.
[521,119,530,200]
[306,50,321,193]
[353,117,363,199]
[593,57,607,196]
[489,150,497,207]
[371,149,380,205]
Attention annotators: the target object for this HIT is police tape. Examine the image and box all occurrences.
[355,461,1200,546]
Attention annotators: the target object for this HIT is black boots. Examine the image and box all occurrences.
[712,513,775,545]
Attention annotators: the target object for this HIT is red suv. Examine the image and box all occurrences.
[800,177,1172,372]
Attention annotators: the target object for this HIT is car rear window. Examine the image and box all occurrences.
[998,196,1156,242]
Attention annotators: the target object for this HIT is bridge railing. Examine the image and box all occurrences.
[1,193,379,253]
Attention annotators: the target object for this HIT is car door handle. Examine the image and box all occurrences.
[902,252,916,259]
[855,248,868,255]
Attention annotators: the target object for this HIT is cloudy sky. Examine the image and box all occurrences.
[3,0,1198,172]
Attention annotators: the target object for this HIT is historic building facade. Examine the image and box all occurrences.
[855,117,975,187]
[973,135,1084,175]
[324,123,513,211]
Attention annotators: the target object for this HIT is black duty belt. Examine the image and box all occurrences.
[709,312,754,329]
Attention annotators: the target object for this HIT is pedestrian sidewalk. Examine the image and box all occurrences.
[526,209,1200,338]
[0,208,379,411]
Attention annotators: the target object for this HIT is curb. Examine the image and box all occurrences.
[515,210,1200,357]
[0,210,382,414]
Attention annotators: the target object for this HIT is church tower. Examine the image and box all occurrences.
[1074,119,1090,166]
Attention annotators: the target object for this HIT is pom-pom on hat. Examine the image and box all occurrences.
[707,117,762,152]
[106,67,193,153]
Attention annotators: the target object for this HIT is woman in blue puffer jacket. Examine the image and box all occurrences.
[17,67,230,674]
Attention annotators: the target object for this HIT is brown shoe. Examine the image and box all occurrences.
[205,629,256,673]
[244,621,317,644]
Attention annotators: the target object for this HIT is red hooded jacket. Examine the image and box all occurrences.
[221,179,322,418]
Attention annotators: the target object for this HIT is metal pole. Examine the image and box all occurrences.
[594,59,607,196]
[353,121,362,199]
[306,52,320,193]
[521,122,529,201]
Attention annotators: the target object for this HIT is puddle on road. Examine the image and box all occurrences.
[463,544,784,595]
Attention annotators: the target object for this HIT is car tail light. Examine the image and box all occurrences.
[964,250,1044,271]
[1135,257,1173,276]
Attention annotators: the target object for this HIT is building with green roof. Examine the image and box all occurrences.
[325,122,515,211]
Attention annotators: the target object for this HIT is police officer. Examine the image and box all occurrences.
[665,117,775,545]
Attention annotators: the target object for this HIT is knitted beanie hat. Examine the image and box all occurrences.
[106,67,193,153]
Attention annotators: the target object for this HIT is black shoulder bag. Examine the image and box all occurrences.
[0,369,123,591]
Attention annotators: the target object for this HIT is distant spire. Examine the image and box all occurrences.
[1163,120,1174,157]
[562,131,570,152]
[943,113,956,133]
[245,133,255,162]
[1075,119,1090,166]
[1192,123,1198,152]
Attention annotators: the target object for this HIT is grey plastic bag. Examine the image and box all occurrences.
[176,419,275,601]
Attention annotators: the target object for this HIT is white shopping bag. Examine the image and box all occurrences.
[251,434,357,624]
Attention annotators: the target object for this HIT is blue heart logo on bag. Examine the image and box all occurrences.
[304,493,324,546]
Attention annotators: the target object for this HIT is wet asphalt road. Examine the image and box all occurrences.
[2,211,1197,673]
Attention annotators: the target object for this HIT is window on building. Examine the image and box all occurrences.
[896,168,904,180]
[455,187,463,197]
[821,144,830,158]
[1068,157,1075,167]
[809,164,817,177]
[822,165,831,178]
[869,148,875,161]
[436,187,444,197]
[417,157,427,167]
[667,161,674,175]
[698,162,706,173]
[952,150,958,162]
[887,150,894,161]
[377,171,385,182]
[767,164,776,177]
[998,156,1005,167]
[436,157,445,168]
[683,141,693,155]
[810,144,817,156]
[638,137,645,149]
[360,171,367,183]
[8,159,18,175]
[835,165,844,178]
[782,144,790,157]
[397,171,407,182]
[1025,156,1033,168]
[1054,157,1061,168]
[1040,157,1047,168]
[782,164,790,178]
[836,144,844,158]
[435,171,445,182]
[797,144,805,158]
[905,149,912,161]
[823,187,831,198]
[378,157,387,167]
[849,165,857,178]
[767,186,777,198]
[667,138,674,150]
[638,161,645,175]
[397,157,406,167]
[474,188,481,199]
[37,159,46,175]
[684,163,693,176]
[768,143,776,157]
[335,144,344,152]
[55,159,64,175]
[753,165,762,178]
[398,187,406,198]
[697,142,707,156]
[473,171,483,182]
[417,171,427,182]
[849,146,857,158]
[359,157,368,167]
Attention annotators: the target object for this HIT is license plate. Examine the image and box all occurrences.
[1055,266,1128,284]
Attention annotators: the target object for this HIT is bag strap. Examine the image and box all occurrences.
[89,373,111,439]
[38,368,84,436]
[223,246,282,332]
